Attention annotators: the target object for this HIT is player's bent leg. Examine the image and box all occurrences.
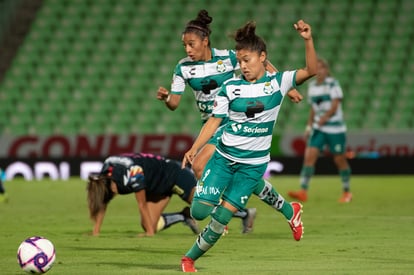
[254,178,293,219]
[183,204,234,266]
[190,199,215,221]
[157,207,200,234]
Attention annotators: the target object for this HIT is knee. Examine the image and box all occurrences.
[190,200,214,221]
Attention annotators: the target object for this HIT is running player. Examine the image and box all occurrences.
[156,9,302,230]
[180,19,317,272]
[87,153,255,236]
[288,58,352,203]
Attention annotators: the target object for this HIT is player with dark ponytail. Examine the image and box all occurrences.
[157,8,304,237]
[180,19,318,272]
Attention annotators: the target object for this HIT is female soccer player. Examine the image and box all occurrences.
[180,19,317,272]
[87,153,255,236]
[156,9,302,231]
[288,58,352,203]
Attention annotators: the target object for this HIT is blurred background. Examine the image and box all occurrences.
[0,0,413,177]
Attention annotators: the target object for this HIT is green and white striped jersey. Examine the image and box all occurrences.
[170,48,239,124]
[213,70,297,165]
[307,76,346,133]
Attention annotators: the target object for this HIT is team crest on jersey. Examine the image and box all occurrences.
[263,82,273,94]
[216,60,226,73]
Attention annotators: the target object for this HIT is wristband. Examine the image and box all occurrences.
[305,125,311,132]
[165,94,171,103]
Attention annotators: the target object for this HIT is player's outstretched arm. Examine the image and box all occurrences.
[294,20,317,84]
[157,86,181,110]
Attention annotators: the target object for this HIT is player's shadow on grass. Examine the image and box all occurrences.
[97,262,185,271]
[65,246,180,255]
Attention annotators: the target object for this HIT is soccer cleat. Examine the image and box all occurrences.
[182,207,200,234]
[242,208,257,234]
[338,192,352,203]
[288,189,308,202]
[287,202,304,241]
[181,256,197,272]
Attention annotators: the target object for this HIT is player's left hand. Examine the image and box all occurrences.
[287,89,303,103]
[294,20,312,40]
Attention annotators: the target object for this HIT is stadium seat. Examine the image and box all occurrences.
[1,0,414,136]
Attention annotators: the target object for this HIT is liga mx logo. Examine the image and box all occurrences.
[231,123,242,132]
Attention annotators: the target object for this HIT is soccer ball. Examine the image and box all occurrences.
[17,236,56,274]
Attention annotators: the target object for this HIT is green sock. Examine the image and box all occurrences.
[339,168,351,192]
[185,206,233,260]
[254,178,293,219]
[300,166,314,190]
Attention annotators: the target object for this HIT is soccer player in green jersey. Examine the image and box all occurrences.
[288,58,352,203]
[157,9,303,234]
[180,19,317,272]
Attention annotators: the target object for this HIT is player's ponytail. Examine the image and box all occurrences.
[86,173,114,220]
[184,9,212,44]
[233,21,267,55]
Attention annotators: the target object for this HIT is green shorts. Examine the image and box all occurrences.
[308,129,347,154]
[193,152,267,210]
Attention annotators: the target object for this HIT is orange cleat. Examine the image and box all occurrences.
[287,202,304,241]
[288,189,308,202]
[338,192,352,203]
[181,256,197,272]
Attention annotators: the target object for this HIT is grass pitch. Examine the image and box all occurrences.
[1,175,413,274]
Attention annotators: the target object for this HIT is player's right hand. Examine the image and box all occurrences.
[157,86,169,101]
[182,148,197,168]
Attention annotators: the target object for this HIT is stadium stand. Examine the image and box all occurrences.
[0,0,413,135]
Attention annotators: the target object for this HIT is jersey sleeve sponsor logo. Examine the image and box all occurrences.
[123,165,144,186]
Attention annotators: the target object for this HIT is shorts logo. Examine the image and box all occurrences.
[196,185,220,196]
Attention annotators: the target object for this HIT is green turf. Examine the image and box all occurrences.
[1,176,414,274]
